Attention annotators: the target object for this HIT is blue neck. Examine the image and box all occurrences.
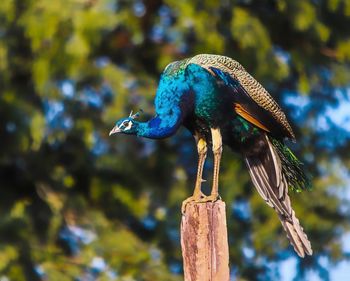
[134,69,192,139]
[136,114,182,139]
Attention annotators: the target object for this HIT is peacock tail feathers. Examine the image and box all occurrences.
[271,138,311,193]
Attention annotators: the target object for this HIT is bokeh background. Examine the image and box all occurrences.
[1,0,350,280]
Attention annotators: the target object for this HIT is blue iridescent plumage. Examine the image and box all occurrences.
[109,54,312,257]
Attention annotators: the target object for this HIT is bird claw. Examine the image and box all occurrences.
[197,194,221,203]
[181,192,205,214]
[181,193,221,215]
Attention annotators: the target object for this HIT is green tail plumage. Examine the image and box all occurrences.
[271,138,311,192]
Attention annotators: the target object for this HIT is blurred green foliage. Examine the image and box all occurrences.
[0,0,350,280]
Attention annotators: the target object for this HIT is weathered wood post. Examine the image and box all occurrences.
[181,200,230,281]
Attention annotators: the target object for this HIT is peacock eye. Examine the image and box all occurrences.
[123,120,133,131]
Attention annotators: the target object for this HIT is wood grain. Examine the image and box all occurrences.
[181,200,230,281]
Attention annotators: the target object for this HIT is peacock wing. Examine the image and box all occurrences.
[214,66,294,139]
[189,54,295,140]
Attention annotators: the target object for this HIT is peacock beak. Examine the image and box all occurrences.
[109,125,121,136]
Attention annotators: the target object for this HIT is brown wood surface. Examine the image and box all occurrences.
[181,200,230,281]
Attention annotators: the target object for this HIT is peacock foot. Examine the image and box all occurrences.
[198,194,221,203]
[181,193,221,214]
[181,192,206,214]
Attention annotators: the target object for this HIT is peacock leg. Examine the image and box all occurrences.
[184,128,222,208]
[193,137,207,198]
[181,136,207,214]
[198,127,222,202]
[211,127,222,199]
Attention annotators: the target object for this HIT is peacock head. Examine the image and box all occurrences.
[109,110,141,136]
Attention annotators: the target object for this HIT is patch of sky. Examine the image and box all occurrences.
[59,79,112,110]
[284,89,350,132]
[58,225,96,255]
[283,91,310,121]
[331,260,350,281]
[106,270,118,280]
[319,67,333,81]
[70,225,96,244]
[279,257,297,281]
[91,257,107,273]
[169,261,182,274]
[133,0,146,17]
[150,247,161,262]
[58,226,81,255]
[279,243,350,281]
[44,99,73,131]
[92,132,109,156]
[79,257,118,281]
[315,256,331,281]
[242,245,255,260]
[101,83,113,100]
[150,4,183,48]
[316,127,349,149]
[274,46,291,65]
[159,5,173,26]
[304,269,325,281]
[254,256,270,270]
[150,25,165,43]
[230,267,238,281]
[142,215,157,230]
[341,232,350,253]
[325,159,350,197]
[284,90,350,149]
[34,265,45,279]
[232,198,251,221]
[79,87,104,109]
[45,100,64,123]
[264,260,283,281]
[318,255,329,268]
[60,79,75,98]
[316,88,350,132]
[62,116,73,129]
[94,56,110,68]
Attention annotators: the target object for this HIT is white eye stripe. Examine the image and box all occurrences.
[124,122,132,131]
[119,120,132,131]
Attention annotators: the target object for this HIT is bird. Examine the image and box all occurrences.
[109,54,312,258]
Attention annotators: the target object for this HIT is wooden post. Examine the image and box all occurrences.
[181,200,230,281]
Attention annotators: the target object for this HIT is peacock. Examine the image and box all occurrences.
[109,54,312,257]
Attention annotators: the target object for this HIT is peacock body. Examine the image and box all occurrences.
[110,54,312,257]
